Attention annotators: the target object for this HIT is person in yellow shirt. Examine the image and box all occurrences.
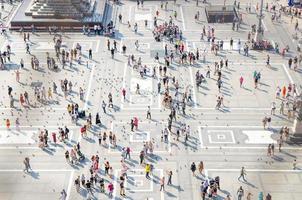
[48,87,52,99]
[145,164,150,179]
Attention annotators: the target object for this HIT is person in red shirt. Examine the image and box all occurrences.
[122,88,126,100]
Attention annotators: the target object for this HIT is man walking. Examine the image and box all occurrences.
[238,166,247,181]
[167,171,172,185]
[102,100,107,113]
[146,106,151,119]
[88,48,92,59]
[23,157,31,173]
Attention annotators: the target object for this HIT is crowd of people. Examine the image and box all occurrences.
[0,0,300,199]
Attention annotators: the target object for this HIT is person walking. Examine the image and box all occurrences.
[146,106,151,119]
[15,118,20,131]
[59,189,67,200]
[122,88,126,100]
[102,100,107,113]
[74,176,80,192]
[239,76,244,87]
[23,157,31,173]
[238,166,247,181]
[119,179,125,196]
[258,192,264,200]
[246,192,253,200]
[191,162,197,176]
[160,176,165,191]
[108,182,114,198]
[6,119,10,130]
[88,48,92,59]
[293,159,297,170]
[15,70,20,82]
[237,186,244,200]
[167,170,172,185]
[198,161,204,175]
[145,163,151,179]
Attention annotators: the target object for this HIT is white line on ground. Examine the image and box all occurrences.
[189,67,197,108]
[200,146,302,150]
[0,107,67,111]
[206,169,302,172]
[0,125,79,128]
[282,64,294,84]
[199,125,284,128]
[180,6,186,31]
[261,19,268,31]
[128,5,132,22]
[0,169,74,172]
[84,63,96,110]
[66,170,74,200]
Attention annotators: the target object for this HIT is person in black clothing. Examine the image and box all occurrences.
[96,113,101,126]
[191,162,196,176]
[8,86,12,96]
[99,178,105,192]
[86,180,92,194]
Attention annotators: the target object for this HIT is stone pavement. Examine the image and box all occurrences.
[0,0,302,200]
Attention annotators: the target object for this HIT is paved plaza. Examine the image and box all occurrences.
[0,0,302,200]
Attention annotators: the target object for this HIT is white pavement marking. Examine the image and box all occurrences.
[0,146,41,150]
[84,63,96,110]
[135,13,153,21]
[130,131,150,142]
[198,128,204,147]
[180,6,186,31]
[261,19,268,31]
[0,130,36,144]
[113,169,164,199]
[128,5,132,22]
[242,130,276,144]
[0,107,67,111]
[194,107,272,111]
[189,67,198,108]
[95,40,100,53]
[129,95,153,106]
[207,130,236,144]
[121,63,128,109]
[197,126,302,150]
[200,146,302,150]
[0,169,74,172]
[35,41,58,50]
[109,122,171,153]
[206,169,302,172]
[282,64,294,84]
[66,170,74,200]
